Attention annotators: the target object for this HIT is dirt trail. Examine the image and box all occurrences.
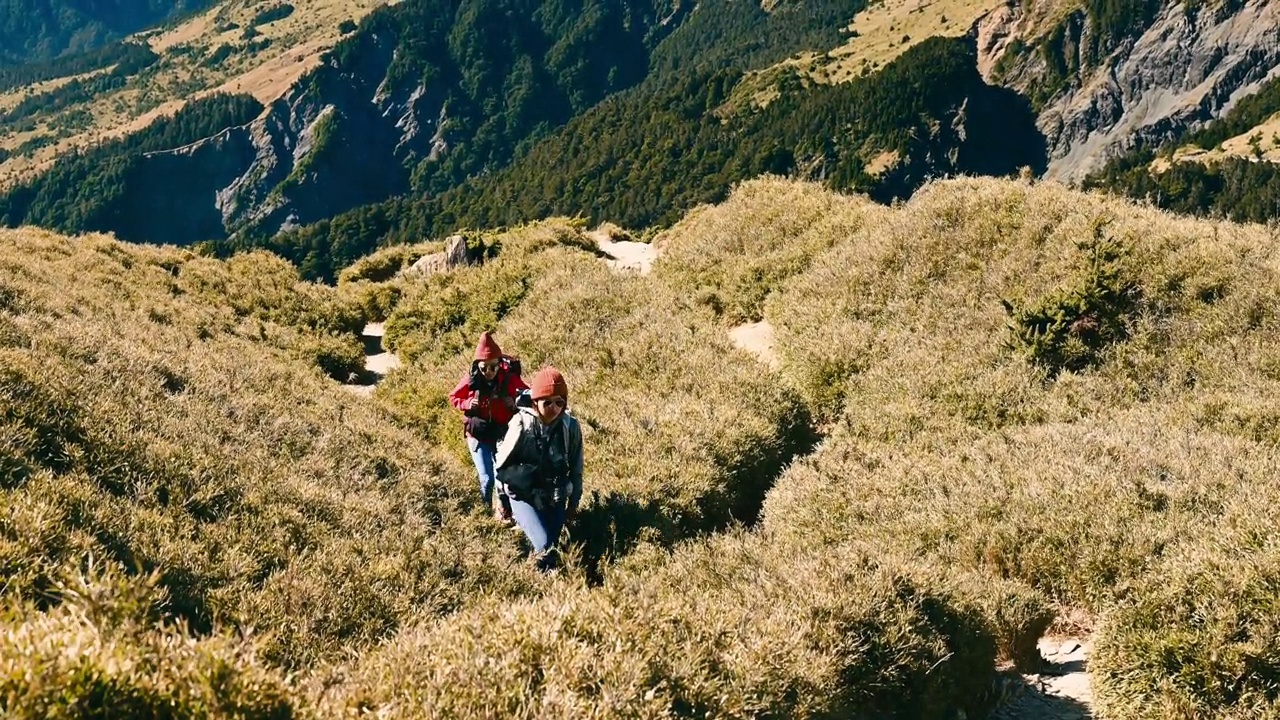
[991,637,1094,720]
[343,322,401,397]
[588,229,658,274]
[584,228,782,370]
[728,320,780,369]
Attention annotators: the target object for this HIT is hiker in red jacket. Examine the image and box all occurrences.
[448,332,528,523]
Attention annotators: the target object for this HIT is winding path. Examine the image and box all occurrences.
[343,322,401,397]
[588,229,658,275]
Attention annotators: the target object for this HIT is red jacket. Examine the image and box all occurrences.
[448,363,528,432]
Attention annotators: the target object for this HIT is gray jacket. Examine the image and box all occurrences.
[495,407,584,510]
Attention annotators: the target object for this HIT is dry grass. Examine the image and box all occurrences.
[820,0,1007,83]
[325,531,997,719]
[7,174,1280,717]
[755,176,1280,717]
[0,69,108,113]
[373,221,815,563]
[727,0,1079,107]
[0,227,544,681]
[654,175,878,324]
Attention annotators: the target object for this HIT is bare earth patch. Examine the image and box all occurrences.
[992,637,1094,720]
[344,322,401,396]
[729,320,780,369]
[589,229,658,275]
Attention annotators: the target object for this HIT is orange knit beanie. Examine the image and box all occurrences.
[529,367,568,401]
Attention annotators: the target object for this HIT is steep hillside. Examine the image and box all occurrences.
[0,0,392,187]
[6,0,1280,274]
[1083,64,1280,224]
[6,176,1280,718]
[2,0,1017,267]
[0,0,212,64]
[242,35,1044,280]
[985,0,1280,182]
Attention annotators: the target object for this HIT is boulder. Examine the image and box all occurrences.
[407,235,468,277]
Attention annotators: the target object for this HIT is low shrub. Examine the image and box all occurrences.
[292,333,365,381]
[336,241,442,285]
[1,564,301,719]
[1093,531,1280,719]
[330,534,996,720]
[655,176,876,324]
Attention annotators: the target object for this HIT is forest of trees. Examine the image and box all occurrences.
[1,0,1053,283]
[0,0,879,273]
[1085,71,1280,224]
[0,39,150,92]
[0,44,158,125]
[1087,152,1280,224]
[0,94,263,235]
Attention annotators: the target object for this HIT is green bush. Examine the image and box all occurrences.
[1002,220,1139,376]
[293,333,365,381]
[334,535,996,719]
[1094,534,1280,719]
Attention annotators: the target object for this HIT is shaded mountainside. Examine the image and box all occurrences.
[4,0,1280,274]
[2,0,1035,277]
[0,0,212,64]
[2,0,874,251]
[254,36,1044,281]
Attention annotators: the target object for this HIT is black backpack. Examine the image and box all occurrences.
[498,416,570,500]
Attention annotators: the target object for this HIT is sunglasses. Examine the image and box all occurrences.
[537,398,566,408]
[480,361,501,371]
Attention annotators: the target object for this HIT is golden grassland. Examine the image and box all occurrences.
[726,0,1079,111]
[4,175,1280,717]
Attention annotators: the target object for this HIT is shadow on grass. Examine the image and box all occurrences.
[565,399,823,584]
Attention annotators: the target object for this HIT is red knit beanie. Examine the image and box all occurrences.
[474,332,503,361]
[530,367,568,401]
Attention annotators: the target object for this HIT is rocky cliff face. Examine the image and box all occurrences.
[134,27,445,241]
[979,0,1280,182]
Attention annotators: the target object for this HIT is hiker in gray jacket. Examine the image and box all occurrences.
[494,366,583,571]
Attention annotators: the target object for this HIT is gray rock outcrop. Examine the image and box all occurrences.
[981,0,1280,182]
[406,234,468,277]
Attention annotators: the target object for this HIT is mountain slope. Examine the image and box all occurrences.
[0,0,889,259]
[6,176,1280,718]
[4,0,1280,269]
[985,0,1280,181]
[0,0,212,64]
[248,35,1044,281]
